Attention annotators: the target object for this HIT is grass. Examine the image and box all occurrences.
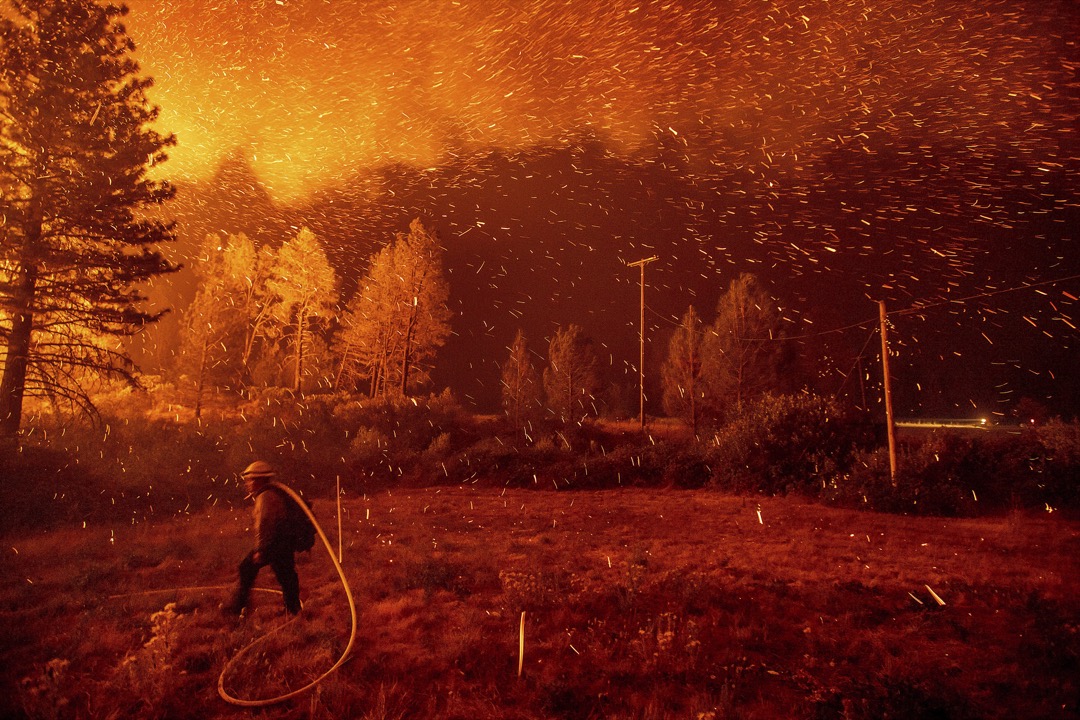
[1,487,1078,719]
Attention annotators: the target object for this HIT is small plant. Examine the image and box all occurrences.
[19,658,71,720]
[401,557,470,597]
[633,612,703,674]
[499,570,570,611]
[112,602,186,712]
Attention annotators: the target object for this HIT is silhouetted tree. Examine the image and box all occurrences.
[0,0,177,440]
[702,273,789,420]
[178,232,279,406]
[501,329,542,433]
[543,324,601,423]
[266,228,338,392]
[221,234,278,390]
[337,219,450,398]
[661,305,706,434]
[178,234,230,417]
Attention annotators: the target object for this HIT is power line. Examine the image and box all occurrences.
[835,326,881,397]
[647,302,877,339]
[645,272,1080,343]
[891,273,1080,317]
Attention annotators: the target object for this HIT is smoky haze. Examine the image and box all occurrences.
[144,130,1078,417]
[122,0,1079,417]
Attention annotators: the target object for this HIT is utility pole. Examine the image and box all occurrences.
[629,256,658,433]
[878,300,898,484]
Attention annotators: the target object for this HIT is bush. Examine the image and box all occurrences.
[831,425,1080,516]
[0,445,92,532]
[224,388,481,490]
[706,393,875,496]
[445,436,568,488]
[11,377,1078,527]
[347,426,394,472]
[582,441,711,489]
[1033,420,1080,508]
[831,442,972,516]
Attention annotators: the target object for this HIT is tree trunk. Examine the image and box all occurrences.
[241,302,271,391]
[0,203,43,442]
[400,313,416,397]
[0,303,34,440]
[194,329,209,420]
[371,327,388,398]
[511,373,521,431]
[292,310,305,393]
[689,340,698,437]
[334,335,354,391]
[565,366,573,424]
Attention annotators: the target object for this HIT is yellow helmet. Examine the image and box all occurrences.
[241,460,275,479]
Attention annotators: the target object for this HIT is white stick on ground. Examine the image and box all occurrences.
[518,611,525,678]
[336,475,343,563]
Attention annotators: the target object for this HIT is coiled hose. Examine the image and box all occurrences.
[217,480,358,707]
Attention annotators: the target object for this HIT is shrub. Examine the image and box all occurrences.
[582,441,711,489]
[1033,420,1080,508]
[706,393,875,496]
[347,427,394,473]
[825,447,892,512]
[13,407,233,526]
[445,436,568,488]
[830,425,1080,516]
[1038,420,1080,464]
[832,441,972,516]
[221,388,481,491]
[15,375,1078,525]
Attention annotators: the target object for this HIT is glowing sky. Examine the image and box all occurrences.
[118,0,1079,413]
[126,0,1077,201]
[130,0,694,200]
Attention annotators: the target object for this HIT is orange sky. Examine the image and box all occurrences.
[126,0,692,200]
[123,0,1076,219]
[111,0,1080,413]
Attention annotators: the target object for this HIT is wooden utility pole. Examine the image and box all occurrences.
[878,300,898,484]
[629,256,658,433]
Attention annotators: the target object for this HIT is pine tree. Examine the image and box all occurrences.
[661,305,705,434]
[178,232,276,408]
[701,273,790,420]
[0,0,177,439]
[543,324,601,424]
[336,242,396,396]
[225,234,277,390]
[178,234,229,417]
[337,219,451,398]
[501,329,541,433]
[266,228,338,392]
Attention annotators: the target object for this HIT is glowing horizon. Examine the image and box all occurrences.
[127,0,684,201]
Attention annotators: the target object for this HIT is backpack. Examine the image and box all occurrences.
[281,490,317,553]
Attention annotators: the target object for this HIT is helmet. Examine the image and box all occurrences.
[241,460,276,479]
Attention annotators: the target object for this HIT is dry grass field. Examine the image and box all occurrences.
[2,486,1078,719]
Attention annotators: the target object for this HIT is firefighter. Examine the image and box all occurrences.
[223,460,302,616]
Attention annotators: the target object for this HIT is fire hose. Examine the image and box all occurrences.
[216,480,357,706]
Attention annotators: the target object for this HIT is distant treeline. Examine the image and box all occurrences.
[4,388,1077,535]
